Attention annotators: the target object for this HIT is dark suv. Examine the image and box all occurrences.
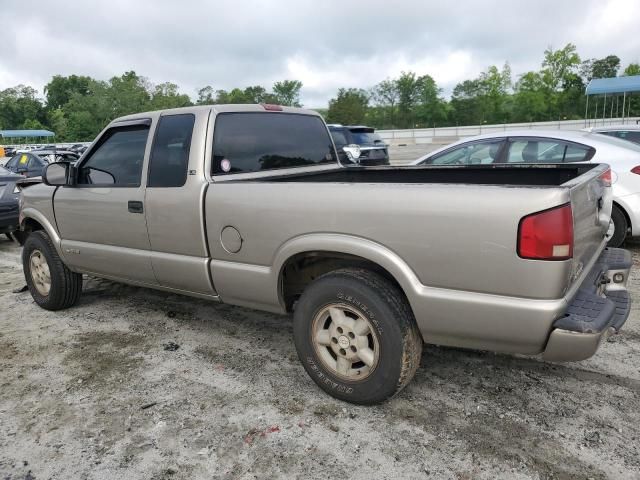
[328,125,389,166]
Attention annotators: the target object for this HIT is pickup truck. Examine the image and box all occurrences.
[17,104,632,404]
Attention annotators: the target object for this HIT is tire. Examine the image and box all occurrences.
[293,268,422,404]
[607,205,628,248]
[22,230,82,310]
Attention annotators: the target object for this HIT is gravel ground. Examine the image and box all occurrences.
[1,236,639,480]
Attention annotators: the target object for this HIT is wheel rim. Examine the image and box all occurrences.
[607,220,615,239]
[29,249,51,296]
[311,303,380,381]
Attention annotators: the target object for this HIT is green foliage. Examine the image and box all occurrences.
[327,88,369,125]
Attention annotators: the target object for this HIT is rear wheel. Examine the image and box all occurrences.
[607,205,628,248]
[22,230,82,310]
[293,268,422,404]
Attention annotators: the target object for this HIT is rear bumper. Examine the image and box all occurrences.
[542,247,632,361]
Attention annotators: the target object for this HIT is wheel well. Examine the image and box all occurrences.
[22,218,45,233]
[280,251,407,312]
[613,201,631,232]
[14,218,44,245]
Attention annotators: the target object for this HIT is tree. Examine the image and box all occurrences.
[196,86,215,105]
[415,74,447,127]
[581,55,620,81]
[326,88,369,125]
[272,80,303,107]
[149,82,192,110]
[44,75,91,110]
[513,71,548,122]
[370,79,399,128]
[542,43,581,91]
[623,63,640,76]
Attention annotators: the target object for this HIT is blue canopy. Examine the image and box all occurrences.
[586,75,640,95]
[0,129,55,138]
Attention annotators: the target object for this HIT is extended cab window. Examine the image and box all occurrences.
[78,125,149,186]
[212,112,335,175]
[148,114,195,187]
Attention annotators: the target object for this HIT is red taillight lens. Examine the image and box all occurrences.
[599,168,612,186]
[631,166,640,175]
[518,204,573,260]
[261,103,283,111]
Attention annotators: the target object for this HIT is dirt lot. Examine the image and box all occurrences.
[1,236,639,480]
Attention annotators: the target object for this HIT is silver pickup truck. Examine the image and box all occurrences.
[17,104,632,404]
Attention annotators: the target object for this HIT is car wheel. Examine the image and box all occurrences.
[607,205,628,248]
[293,268,422,404]
[22,230,82,311]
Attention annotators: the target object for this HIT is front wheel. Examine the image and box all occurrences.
[607,205,628,248]
[293,268,422,404]
[22,230,82,310]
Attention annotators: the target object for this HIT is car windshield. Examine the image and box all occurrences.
[349,130,384,145]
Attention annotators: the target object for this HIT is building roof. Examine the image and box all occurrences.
[0,129,55,138]
[586,75,640,95]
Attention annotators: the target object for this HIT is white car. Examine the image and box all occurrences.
[585,124,640,146]
[412,129,640,247]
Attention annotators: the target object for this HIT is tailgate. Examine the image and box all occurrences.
[566,164,612,281]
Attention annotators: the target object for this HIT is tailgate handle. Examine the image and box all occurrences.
[128,200,144,214]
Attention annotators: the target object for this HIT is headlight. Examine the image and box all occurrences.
[13,185,21,194]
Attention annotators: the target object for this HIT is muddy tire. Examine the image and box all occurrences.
[607,205,627,248]
[293,268,422,404]
[22,230,82,311]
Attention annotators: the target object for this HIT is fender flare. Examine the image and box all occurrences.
[272,233,423,309]
[20,207,65,258]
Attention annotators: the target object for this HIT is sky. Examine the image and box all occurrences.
[1,0,639,108]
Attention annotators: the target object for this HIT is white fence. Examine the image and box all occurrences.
[378,116,640,146]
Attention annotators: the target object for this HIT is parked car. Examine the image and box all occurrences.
[328,124,390,165]
[0,166,24,239]
[3,146,16,157]
[585,124,640,146]
[31,149,80,164]
[412,130,640,248]
[4,152,48,177]
[17,105,629,404]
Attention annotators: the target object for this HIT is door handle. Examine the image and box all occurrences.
[128,200,144,214]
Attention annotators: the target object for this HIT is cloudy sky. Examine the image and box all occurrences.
[2,0,639,107]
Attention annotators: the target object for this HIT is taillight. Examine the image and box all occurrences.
[631,166,640,175]
[599,168,612,186]
[518,204,573,260]
[261,103,283,111]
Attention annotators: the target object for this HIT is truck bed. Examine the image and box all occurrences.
[259,163,599,186]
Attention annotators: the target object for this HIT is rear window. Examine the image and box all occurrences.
[349,129,383,145]
[212,112,336,175]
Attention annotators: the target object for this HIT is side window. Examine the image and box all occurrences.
[428,140,503,165]
[618,131,640,144]
[507,140,565,163]
[212,112,335,175]
[78,125,149,186]
[148,114,195,187]
[563,144,592,162]
[6,155,19,168]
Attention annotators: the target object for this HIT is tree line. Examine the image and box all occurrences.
[327,44,640,129]
[0,43,638,142]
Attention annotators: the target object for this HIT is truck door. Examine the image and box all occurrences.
[54,119,157,285]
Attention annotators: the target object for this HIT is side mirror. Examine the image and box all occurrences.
[43,162,70,186]
[343,144,362,163]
